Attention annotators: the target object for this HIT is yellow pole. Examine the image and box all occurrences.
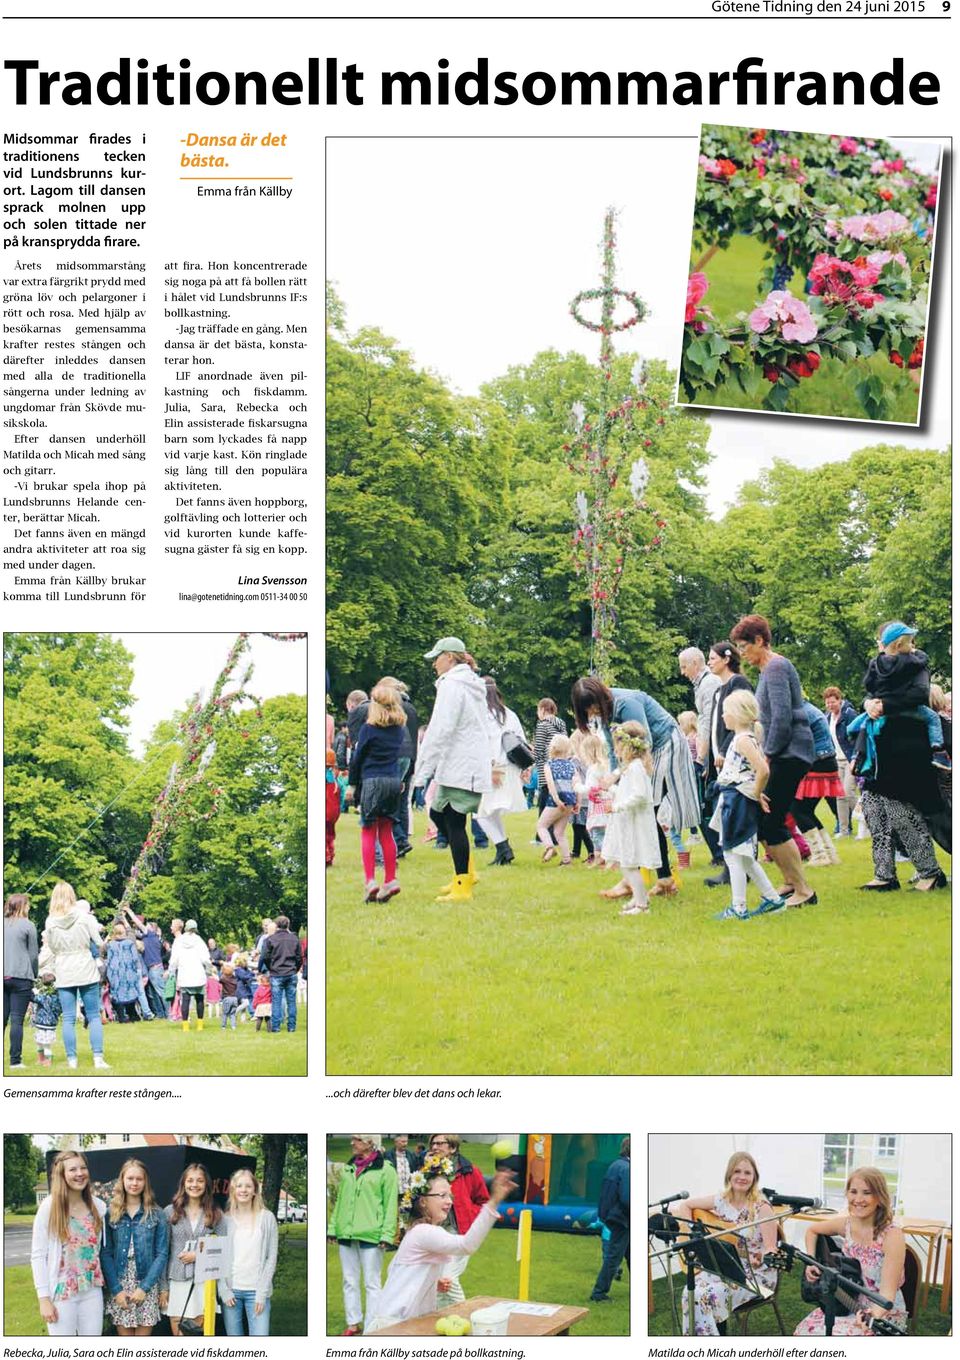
[203,1279,217,1336]
[518,1209,532,1301]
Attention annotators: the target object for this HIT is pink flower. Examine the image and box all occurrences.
[867,249,908,271]
[749,290,818,344]
[838,137,859,155]
[840,210,911,242]
[685,272,709,322]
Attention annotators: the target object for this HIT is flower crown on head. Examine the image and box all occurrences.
[399,1153,456,1213]
[611,723,651,755]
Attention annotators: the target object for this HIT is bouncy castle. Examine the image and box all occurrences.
[489,1134,627,1234]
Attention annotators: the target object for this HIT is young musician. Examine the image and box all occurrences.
[793,1167,907,1337]
[670,1152,779,1335]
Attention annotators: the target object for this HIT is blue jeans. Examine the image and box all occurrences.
[223,1290,271,1336]
[58,982,104,1060]
[270,974,297,1032]
[221,996,239,1028]
[147,964,168,1017]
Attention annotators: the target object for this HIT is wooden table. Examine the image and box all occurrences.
[788,1211,949,1311]
[939,1229,951,1315]
[366,1295,590,1336]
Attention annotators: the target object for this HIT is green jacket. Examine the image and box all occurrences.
[328,1153,398,1244]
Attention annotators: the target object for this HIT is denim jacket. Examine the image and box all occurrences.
[101,1204,169,1296]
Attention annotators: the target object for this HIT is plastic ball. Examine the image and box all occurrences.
[490,1139,513,1161]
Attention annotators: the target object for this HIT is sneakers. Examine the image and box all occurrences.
[752,896,787,916]
[342,1324,363,1337]
[93,1054,111,1069]
[364,880,379,902]
[8,1062,26,1070]
[377,879,401,902]
[66,1057,78,1070]
[931,749,952,771]
[37,1054,52,1068]
[714,905,749,921]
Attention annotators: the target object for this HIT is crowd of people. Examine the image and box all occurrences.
[30,1151,280,1337]
[4,887,306,1069]
[326,618,950,916]
[328,1135,629,1335]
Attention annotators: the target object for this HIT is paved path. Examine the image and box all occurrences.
[5,1225,31,1266]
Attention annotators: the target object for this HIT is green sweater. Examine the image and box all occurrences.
[328,1156,398,1244]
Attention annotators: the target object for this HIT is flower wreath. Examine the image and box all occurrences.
[400,1153,456,1214]
[570,286,646,333]
[611,723,651,755]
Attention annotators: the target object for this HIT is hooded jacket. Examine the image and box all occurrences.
[413,665,493,794]
[327,1151,398,1245]
[38,909,103,989]
[168,931,211,989]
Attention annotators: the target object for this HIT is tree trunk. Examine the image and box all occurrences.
[692,243,720,272]
[261,1134,289,1216]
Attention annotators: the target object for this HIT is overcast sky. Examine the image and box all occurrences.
[114,633,307,756]
[327,136,948,516]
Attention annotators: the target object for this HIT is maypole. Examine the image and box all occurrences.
[115,631,306,914]
[567,209,665,681]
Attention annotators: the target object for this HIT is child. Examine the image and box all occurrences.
[575,731,611,866]
[252,977,273,1031]
[711,691,785,920]
[326,748,341,866]
[205,966,222,1019]
[233,952,254,1022]
[347,682,406,903]
[533,698,567,840]
[537,734,578,864]
[30,977,61,1068]
[569,730,596,864]
[677,711,699,764]
[851,622,950,774]
[601,721,660,915]
[219,962,239,1029]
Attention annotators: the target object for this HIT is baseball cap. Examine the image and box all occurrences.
[423,636,466,660]
[185,919,198,932]
[880,621,918,647]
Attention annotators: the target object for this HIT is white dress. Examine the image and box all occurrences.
[477,707,528,817]
[600,761,660,870]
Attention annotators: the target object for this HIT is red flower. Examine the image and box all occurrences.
[717,158,738,178]
[787,357,814,379]
[889,350,904,367]
[805,350,821,372]
[763,365,780,383]
[750,129,766,144]
[908,337,924,370]
[878,188,894,202]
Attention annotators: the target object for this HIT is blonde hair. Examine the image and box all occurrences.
[108,1158,158,1225]
[846,1166,894,1237]
[368,682,407,728]
[47,1151,101,1243]
[547,733,573,760]
[579,732,608,770]
[723,690,762,740]
[49,882,77,916]
[227,1168,265,1215]
[929,683,947,713]
[233,952,249,968]
[723,1151,762,1207]
[677,710,698,736]
[613,721,653,773]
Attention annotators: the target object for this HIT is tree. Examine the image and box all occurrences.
[235,1134,308,1212]
[3,1134,41,1211]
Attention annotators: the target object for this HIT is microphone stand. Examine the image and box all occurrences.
[764,1242,896,1337]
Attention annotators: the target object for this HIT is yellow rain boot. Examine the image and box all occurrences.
[468,852,480,885]
[182,1021,190,1033]
[196,1018,204,1031]
[435,874,473,902]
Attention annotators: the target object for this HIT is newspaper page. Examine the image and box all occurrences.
[0,3,953,1359]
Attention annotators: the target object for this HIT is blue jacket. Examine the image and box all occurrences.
[597,1155,630,1231]
[610,689,675,753]
[101,1204,169,1296]
[802,702,834,760]
[234,965,255,1002]
[829,698,858,760]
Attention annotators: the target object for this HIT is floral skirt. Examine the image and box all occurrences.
[794,1298,908,1336]
[106,1256,160,1329]
[681,1266,778,1336]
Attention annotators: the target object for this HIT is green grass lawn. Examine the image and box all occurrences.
[648,1268,951,1337]
[326,1223,628,1336]
[3,1009,306,1078]
[684,235,921,422]
[3,1224,307,1336]
[326,810,949,1075]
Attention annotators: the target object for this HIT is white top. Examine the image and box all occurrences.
[478,705,528,817]
[38,910,103,988]
[367,1203,498,1333]
[229,1220,259,1290]
[827,710,847,762]
[168,932,211,988]
[594,760,659,871]
[413,665,494,794]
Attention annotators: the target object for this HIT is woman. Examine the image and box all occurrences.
[791,700,845,866]
[857,623,947,891]
[671,1152,779,1336]
[476,677,529,867]
[425,1135,490,1306]
[31,1150,106,1336]
[571,676,700,897]
[102,1158,168,1336]
[4,892,37,1069]
[703,645,755,888]
[38,882,108,1070]
[728,615,817,907]
[412,638,493,902]
[794,1167,907,1337]
[168,919,212,1031]
[365,1162,516,1334]
[327,1135,398,1337]
[222,1169,279,1336]
[105,925,143,1023]
[161,1162,229,1336]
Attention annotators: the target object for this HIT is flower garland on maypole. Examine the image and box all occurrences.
[567,209,666,681]
[115,631,306,913]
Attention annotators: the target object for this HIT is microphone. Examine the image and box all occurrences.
[649,1191,689,1207]
[762,1188,822,1211]
[648,1212,681,1240]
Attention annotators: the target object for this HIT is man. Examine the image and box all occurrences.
[678,647,723,874]
[258,914,303,1032]
[590,1137,630,1303]
[207,936,225,967]
[383,1135,422,1203]
[823,685,859,835]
